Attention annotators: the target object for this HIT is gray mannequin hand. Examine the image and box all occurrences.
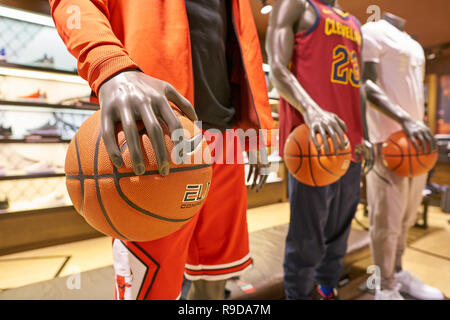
[247,148,270,192]
[98,70,198,176]
[401,119,436,154]
[355,139,375,175]
[304,107,348,154]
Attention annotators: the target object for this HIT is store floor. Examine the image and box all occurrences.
[0,203,449,299]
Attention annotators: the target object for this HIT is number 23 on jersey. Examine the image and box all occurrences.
[330,45,360,87]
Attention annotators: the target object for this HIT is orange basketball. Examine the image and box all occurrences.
[382,130,437,177]
[284,124,352,187]
[65,110,212,242]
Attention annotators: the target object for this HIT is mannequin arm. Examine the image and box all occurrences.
[49,0,138,95]
[362,62,436,153]
[266,0,348,154]
[50,1,197,175]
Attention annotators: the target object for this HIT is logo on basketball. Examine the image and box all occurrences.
[181,182,211,208]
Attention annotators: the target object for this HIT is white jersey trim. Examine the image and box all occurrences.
[184,264,253,281]
[185,253,251,271]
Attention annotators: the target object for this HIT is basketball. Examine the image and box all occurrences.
[381,130,437,177]
[65,110,212,242]
[284,124,352,187]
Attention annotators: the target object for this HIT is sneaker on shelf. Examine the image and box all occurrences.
[0,198,9,210]
[395,270,444,300]
[24,161,56,175]
[31,54,54,68]
[316,284,339,300]
[26,121,60,137]
[0,125,12,138]
[375,284,404,300]
[17,89,48,102]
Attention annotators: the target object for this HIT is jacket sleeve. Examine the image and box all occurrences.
[49,0,139,95]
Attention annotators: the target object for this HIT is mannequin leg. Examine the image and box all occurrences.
[367,145,408,290]
[315,162,361,289]
[187,279,227,300]
[394,174,427,271]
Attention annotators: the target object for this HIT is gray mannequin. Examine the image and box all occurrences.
[361,12,443,300]
[266,0,373,299]
[51,0,271,301]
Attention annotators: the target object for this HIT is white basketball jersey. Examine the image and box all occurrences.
[362,19,426,143]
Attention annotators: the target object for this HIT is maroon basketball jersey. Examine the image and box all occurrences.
[279,0,363,158]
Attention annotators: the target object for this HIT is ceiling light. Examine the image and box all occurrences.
[261,1,272,15]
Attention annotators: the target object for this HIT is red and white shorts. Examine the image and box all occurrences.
[112,130,251,300]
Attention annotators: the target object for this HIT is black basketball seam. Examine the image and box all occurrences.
[112,165,193,223]
[291,136,303,175]
[74,135,84,214]
[415,154,429,169]
[387,138,404,172]
[65,164,211,180]
[94,132,130,240]
[308,139,317,186]
[317,155,342,178]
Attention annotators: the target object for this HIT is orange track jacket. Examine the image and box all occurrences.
[49,0,275,139]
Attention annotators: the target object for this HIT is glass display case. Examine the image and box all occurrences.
[0,103,96,214]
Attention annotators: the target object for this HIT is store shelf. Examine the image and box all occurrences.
[0,99,98,111]
[0,138,70,143]
[0,172,65,181]
[245,176,283,187]
[0,204,73,217]
[0,60,77,76]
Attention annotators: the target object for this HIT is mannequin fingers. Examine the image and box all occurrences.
[101,109,123,168]
[409,132,420,153]
[310,124,322,152]
[138,98,170,176]
[257,174,268,192]
[152,95,184,145]
[416,131,427,154]
[335,115,348,133]
[252,166,260,189]
[317,124,330,154]
[425,130,436,153]
[247,164,254,183]
[354,146,362,162]
[324,125,338,155]
[332,121,347,150]
[119,106,145,175]
[165,84,198,121]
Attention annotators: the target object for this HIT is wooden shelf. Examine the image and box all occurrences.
[0,205,73,217]
[0,138,70,144]
[0,99,98,111]
[0,172,65,181]
[0,60,78,75]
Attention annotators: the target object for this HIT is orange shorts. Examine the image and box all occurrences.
[112,130,251,300]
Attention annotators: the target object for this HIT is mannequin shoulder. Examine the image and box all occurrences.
[361,20,389,40]
[270,0,307,28]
